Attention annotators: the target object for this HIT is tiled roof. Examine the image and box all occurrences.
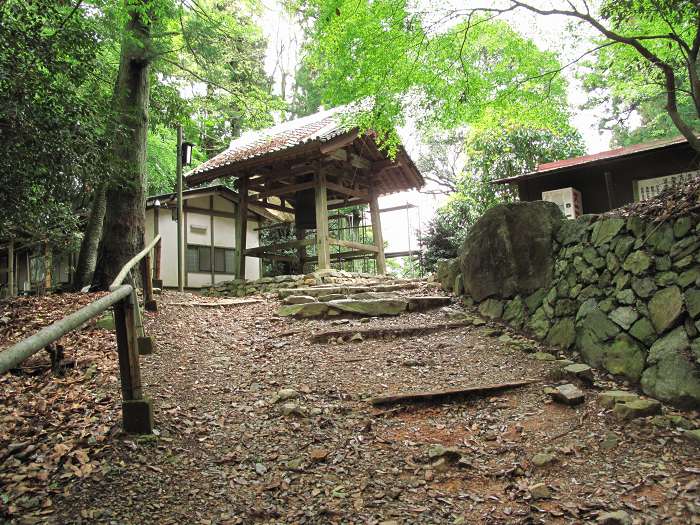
[188,106,350,178]
[494,136,691,184]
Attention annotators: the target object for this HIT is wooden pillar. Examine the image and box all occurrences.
[314,171,330,270]
[369,188,386,275]
[114,292,152,434]
[43,242,52,293]
[7,240,14,297]
[142,251,156,312]
[296,228,306,274]
[114,294,143,401]
[154,239,161,281]
[235,177,249,279]
[176,124,184,292]
[604,171,616,211]
[210,196,215,285]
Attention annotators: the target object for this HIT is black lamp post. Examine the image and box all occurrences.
[181,141,194,166]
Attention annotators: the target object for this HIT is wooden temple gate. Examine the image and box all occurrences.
[185,108,424,278]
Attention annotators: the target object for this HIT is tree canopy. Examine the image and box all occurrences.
[296,0,577,148]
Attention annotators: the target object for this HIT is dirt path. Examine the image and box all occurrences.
[4,290,700,524]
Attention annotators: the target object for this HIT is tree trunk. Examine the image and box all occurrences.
[73,182,107,290]
[94,2,151,290]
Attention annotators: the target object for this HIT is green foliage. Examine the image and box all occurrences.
[420,124,584,272]
[0,0,112,242]
[581,0,700,145]
[297,0,576,148]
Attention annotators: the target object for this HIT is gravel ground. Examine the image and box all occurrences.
[3,289,700,524]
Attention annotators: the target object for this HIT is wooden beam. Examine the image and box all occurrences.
[258,180,315,199]
[245,252,297,263]
[350,153,371,170]
[327,198,370,210]
[302,249,375,263]
[319,130,359,154]
[372,159,399,173]
[380,203,417,213]
[369,188,386,274]
[184,204,236,219]
[245,239,314,255]
[314,169,330,269]
[325,181,369,199]
[235,177,248,279]
[324,148,348,162]
[328,238,380,253]
[247,199,295,214]
[604,171,616,210]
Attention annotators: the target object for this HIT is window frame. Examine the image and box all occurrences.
[187,244,236,274]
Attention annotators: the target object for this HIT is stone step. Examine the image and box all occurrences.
[277,295,452,318]
[277,282,427,299]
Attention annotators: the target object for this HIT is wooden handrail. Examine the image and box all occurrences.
[1,234,161,433]
[0,285,133,374]
[109,234,162,290]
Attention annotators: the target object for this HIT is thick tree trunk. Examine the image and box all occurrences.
[73,182,106,290]
[94,2,151,290]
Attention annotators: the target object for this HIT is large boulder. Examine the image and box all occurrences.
[459,201,564,301]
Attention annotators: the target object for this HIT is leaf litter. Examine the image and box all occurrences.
[0,289,698,524]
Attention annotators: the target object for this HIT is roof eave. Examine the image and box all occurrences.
[491,139,693,185]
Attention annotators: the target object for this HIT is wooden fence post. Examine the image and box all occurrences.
[113,293,153,434]
[114,293,153,433]
[153,239,162,289]
[143,251,157,312]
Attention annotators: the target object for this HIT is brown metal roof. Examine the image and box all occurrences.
[493,136,692,184]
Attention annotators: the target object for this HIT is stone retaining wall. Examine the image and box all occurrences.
[439,212,700,408]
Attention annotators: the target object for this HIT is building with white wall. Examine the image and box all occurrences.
[146,185,277,288]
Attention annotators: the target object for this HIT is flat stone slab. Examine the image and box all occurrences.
[278,282,420,299]
[598,390,640,408]
[278,302,329,318]
[407,296,452,311]
[317,294,347,302]
[564,363,594,381]
[350,291,401,300]
[327,299,408,317]
[550,383,585,405]
[283,295,317,305]
[613,399,662,420]
[279,286,348,299]
[531,352,556,362]
[685,429,700,444]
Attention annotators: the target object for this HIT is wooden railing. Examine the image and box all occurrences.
[0,234,162,434]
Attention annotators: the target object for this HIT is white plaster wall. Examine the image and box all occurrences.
[187,195,210,209]
[157,208,179,288]
[150,196,261,287]
[212,195,232,212]
[213,216,235,248]
[186,212,210,246]
[187,273,214,288]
